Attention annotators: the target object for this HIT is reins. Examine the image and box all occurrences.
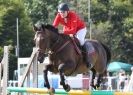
[36,25,83,75]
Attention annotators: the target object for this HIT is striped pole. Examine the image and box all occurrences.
[7,87,133,95]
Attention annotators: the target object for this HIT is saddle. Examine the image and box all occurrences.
[70,37,96,68]
[70,37,95,54]
[70,37,82,55]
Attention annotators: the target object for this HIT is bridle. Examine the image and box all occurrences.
[35,31,71,56]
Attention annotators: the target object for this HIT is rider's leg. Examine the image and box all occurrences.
[75,27,87,46]
[75,27,94,68]
[83,42,96,69]
[82,43,94,68]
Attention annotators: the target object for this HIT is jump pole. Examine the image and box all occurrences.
[0,47,38,95]
[18,48,38,87]
[7,87,133,95]
[0,46,9,95]
[0,60,2,93]
[7,87,90,95]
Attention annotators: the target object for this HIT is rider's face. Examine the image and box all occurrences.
[59,11,68,18]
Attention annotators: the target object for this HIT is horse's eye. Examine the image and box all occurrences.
[41,37,45,41]
[37,27,43,31]
[33,38,36,42]
[37,29,41,31]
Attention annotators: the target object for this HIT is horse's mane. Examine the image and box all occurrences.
[45,24,70,40]
[34,22,70,40]
[45,24,59,34]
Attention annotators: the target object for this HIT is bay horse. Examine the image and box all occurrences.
[33,22,111,91]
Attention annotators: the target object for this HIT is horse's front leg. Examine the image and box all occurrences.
[43,65,51,89]
[58,62,74,92]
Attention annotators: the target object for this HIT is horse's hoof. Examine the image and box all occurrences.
[50,87,55,93]
[90,84,96,90]
[44,83,46,87]
[60,81,64,85]
[48,88,55,95]
[95,85,101,90]
[96,87,101,90]
[91,85,96,90]
[44,83,50,89]
[64,84,71,92]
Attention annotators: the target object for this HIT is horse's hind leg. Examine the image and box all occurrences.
[95,74,102,89]
[90,68,97,89]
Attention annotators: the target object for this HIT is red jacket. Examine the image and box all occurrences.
[53,11,86,35]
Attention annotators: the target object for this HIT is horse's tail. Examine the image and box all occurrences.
[100,42,111,64]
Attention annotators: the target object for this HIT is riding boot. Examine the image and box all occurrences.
[82,43,95,69]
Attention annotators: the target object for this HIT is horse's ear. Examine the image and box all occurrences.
[33,25,38,32]
[41,24,45,30]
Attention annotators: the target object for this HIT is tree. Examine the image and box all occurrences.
[89,0,133,63]
[23,0,59,24]
[0,0,33,79]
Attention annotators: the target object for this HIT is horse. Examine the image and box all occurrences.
[33,22,111,92]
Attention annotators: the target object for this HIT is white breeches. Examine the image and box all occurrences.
[75,27,87,46]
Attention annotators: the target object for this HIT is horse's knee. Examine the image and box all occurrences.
[58,62,75,71]
[43,66,48,72]
[58,64,65,72]
[43,69,47,74]
[43,65,51,73]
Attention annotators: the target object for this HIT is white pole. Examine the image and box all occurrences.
[88,0,92,39]
[2,46,9,95]
[0,62,2,94]
[32,48,38,88]
[16,18,19,57]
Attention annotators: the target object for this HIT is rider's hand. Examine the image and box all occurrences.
[59,30,64,34]
[69,34,73,37]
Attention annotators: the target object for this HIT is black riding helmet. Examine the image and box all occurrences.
[58,3,69,12]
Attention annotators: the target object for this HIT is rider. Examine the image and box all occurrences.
[53,3,93,69]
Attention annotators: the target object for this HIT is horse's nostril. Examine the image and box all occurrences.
[37,49,42,52]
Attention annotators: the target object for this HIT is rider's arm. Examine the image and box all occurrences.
[53,13,60,28]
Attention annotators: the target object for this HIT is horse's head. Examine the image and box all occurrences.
[33,22,59,63]
[33,22,50,63]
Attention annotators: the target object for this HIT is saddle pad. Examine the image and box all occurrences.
[85,42,95,54]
